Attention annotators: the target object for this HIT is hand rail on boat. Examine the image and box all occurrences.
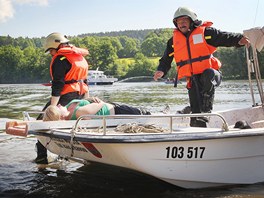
[244,27,264,106]
[73,113,229,134]
[22,111,43,121]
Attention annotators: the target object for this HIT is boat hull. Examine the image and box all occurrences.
[37,129,264,189]
[6,105,264,189]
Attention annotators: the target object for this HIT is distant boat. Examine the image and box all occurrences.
[88,69,118,85]
[164,78,181,85]
[41,82,52,86]
[164,79,175,84]
[41,69,118,86]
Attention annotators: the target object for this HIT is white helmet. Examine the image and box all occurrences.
[173,7,197,22]
[43,32,69,52]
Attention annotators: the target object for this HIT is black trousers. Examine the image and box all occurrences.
[188,68,222,114]
[111,102,151,115]
[188,69,222,127]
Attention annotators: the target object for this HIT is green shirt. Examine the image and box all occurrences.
[65,99,110,120]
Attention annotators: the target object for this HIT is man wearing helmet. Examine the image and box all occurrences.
[35,32,90,163]
[154,7,250,127]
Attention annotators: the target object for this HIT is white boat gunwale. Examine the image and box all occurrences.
[29,127,264,144]
[7,105,264,143]
[7,111,230,138]
[71,112,229,133]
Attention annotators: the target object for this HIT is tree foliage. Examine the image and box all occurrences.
[0,29,263,83]
[217,47,248,79]
[125,53,157,77]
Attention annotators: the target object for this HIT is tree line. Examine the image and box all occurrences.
[0,29,263,84]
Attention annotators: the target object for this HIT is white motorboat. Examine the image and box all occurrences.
[88,69,118,85]
[5,27,264,189]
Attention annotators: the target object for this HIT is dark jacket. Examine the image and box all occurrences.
[51,55,71,96]
[157,27,244,76]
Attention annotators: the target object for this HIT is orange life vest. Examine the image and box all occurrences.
[50,46,89,95]
[173,22,221,80]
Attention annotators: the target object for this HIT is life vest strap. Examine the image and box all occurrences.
[65,79,88,84]
[64,79,88,95]
[177,54,212,67]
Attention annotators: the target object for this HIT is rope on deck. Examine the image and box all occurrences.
[76,123,168,134]
[115,123,168,133]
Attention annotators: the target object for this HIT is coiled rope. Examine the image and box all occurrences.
[115,123,167,133]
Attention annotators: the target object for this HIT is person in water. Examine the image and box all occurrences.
[43,97,151,121]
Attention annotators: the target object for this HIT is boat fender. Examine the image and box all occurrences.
[5,121,28,137]
[234,120,251,129]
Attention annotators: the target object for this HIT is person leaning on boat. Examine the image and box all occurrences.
[35,32,90,164]
[153,6,250,128]
[43,98,151,121]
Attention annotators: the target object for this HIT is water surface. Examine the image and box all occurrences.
[0,81,263,198]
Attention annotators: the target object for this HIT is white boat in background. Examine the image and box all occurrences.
[88,69,118,85]
[5,27,264,189]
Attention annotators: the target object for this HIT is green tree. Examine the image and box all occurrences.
[97,40,118,74]
[117,36,139,58]
[125,53,156,77]
[81,36,120,73]
[141,29,172,57]
[0,35,14,46]
[20,46,50,83]
[70,36,83,47]
[0,29,263,84]
[141,36,166,57]
[217,47,247,79]
[0,45,24,83]
[108,37,122,53]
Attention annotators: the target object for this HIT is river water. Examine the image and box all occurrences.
[0,81,264,198]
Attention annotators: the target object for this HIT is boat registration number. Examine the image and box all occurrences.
[165,146,205,159]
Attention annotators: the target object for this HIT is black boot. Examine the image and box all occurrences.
[161,104,170,114]
[177,106,191,114]
[190,117,207,127]
[139,107,151,115]
[35,141,48,164]
[201,91,214,113]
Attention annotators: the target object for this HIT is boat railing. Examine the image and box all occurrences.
[73,113,229,134]
[23,111,43,121]
[20,111,229,134]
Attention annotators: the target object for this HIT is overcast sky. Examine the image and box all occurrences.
[0,0,263,38]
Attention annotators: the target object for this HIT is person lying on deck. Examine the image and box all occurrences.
[43,97,151,121]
